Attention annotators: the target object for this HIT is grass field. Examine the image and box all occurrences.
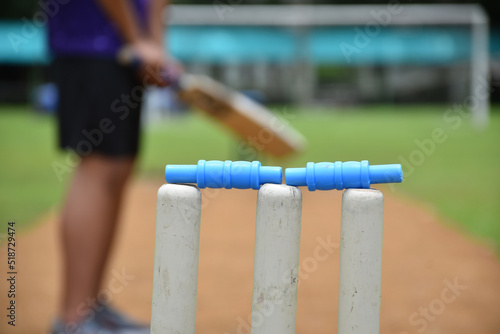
[1,105,499,251]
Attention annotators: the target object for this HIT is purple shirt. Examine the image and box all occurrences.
[49,0,149,57]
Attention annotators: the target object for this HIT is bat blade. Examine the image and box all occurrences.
[177,74,306,158]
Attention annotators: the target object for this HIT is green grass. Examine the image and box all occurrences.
[0,106,68,229]
[1,105,500,252]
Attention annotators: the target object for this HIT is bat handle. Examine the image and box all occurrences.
[117,46,181,89]
[159,68,181,90]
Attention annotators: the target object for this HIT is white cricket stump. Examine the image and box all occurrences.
[151,184,202,334]
[251,184,303,334]
[338,189,384,334]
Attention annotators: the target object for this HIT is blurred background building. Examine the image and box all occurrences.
[1,0,499,118]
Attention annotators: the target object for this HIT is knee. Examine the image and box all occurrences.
[105,159,135,191]
[80,155,135,191]
[105,165,133,191]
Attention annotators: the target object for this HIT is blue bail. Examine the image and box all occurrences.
[165,160,283,190]
[285,160,403,191]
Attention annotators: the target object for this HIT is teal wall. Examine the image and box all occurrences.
[1,21,495,66]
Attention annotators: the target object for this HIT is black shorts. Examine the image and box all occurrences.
[53,56,143,157]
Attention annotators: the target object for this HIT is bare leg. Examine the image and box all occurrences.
[59,154,135,323]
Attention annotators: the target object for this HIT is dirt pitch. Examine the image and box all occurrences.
[1,179,500,334]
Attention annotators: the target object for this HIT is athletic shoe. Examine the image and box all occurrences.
[50,309,150,334]
[94,304,149,331]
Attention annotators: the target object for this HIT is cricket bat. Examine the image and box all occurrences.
[118,48,306,158]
